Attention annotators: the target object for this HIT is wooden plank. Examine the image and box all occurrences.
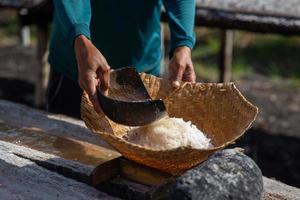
[161,0,300,35]
[97,177,172,200]
[0,100,173,186]
[19,25,31,47]
[91,158,120,186]
[35,24,49,108]
[263,177,300,200]
[0,122,120,167]
[219,29,233,83]
[0,140,168,200]
[196,8,300,36]
[0,121,121,185]
[197,0,300,19]
[0,140,120,185]
[0,99,109,147]
[120,158,173,186]
[0,119,172,186]
[2,139,299,200]
[0,141,118,200]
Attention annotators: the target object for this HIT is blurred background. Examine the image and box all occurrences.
[0,0,299,188]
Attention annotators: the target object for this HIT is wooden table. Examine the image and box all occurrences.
[0,99,300,199]
[195,0,300,82]
[0,99,173,200]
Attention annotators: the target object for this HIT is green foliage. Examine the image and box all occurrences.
[192,28,300,82]
[0,13,18,39]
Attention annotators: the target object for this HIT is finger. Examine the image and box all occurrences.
[172,80,181,88]
[183,71,196,83]
[99,65,111,94]
[82,77,102,113]
[170,64,185,88]
[183,62,196,83]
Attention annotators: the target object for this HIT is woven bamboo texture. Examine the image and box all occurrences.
[81,73,258,175]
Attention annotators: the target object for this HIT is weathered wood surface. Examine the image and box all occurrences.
[1,140,299,200]
[195,8,300,35]
[197,0,300,19]
[219,30,233,82]
[0,116,121,185]
[0,123,120,169]
[120,158,172,186]
[1,100,300,200]
[0,140,169,200]
[0,140,96,182]
[163,0,300,35]
[0,141,118,200]
[0,99,171,186]
[0,0,46,9]
[0,99,109,147]
[35,24,49,108]
[263,177,300,200]
[0,100,171,199]
[195,0,300,35]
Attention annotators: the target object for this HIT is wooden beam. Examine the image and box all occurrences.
[0,126,121,185]
[19,25,31,47]
[35,24,50,108]
[0,99,111,147]
[219,29,234,83]
[120,158,173,186]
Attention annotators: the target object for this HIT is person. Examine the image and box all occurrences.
[47,0,196,118]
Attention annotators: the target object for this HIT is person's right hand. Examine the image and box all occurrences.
[74,35,111,113]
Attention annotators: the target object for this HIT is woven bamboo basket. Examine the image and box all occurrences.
[81,73,258,175]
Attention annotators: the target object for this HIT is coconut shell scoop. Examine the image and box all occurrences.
[96,67,167,126]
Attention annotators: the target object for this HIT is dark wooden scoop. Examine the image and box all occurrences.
[97,67,167,126]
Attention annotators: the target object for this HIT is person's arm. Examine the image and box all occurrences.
[162,0,196,87]
[54,0,110,113]
[54,0,91,46]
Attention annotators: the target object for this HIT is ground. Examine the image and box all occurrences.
[0,10,299,188]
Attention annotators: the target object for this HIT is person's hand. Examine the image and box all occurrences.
[169,46,196,88]
[74,35,111,113]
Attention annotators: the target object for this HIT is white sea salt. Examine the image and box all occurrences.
[124,117,212,150]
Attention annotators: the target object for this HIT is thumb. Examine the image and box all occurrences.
[82,76,103,113]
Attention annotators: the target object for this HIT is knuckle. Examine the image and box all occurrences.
[102,68,109,73]
[178,61,186,67]
[105,64,111,70]
[102,65,110,72]
[174,62,184,69]
[174,62,182,67]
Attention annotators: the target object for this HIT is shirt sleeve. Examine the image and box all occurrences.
[53,0,91,47]
[162,0,196,55]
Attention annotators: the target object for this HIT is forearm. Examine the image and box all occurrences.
[162,0,196,54]
[53,0,91,47]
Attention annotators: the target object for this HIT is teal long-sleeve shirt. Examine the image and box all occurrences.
[48,0,196,81]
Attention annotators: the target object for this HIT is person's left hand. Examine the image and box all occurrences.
[169,46,196,88]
